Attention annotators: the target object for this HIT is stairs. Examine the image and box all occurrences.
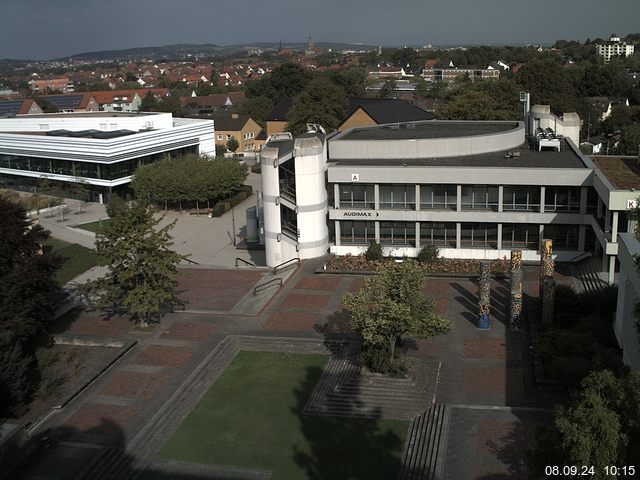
[398,404,450,480]
[573,257,608,294]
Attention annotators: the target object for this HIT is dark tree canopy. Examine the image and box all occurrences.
[286,77,348,135]
[516,59,577,114]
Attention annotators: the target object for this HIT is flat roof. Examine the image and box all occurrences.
[592,156,640,190]
[338,121,519,141]
[331,139,586,169]
[12,112,161,119]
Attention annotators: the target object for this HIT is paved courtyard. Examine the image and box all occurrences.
[11,256,566,480]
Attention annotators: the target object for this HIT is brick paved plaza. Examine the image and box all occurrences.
[13,260,564,480]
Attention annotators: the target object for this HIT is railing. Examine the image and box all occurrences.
[569,251,592,263]
[273,257,300,274]
[183,257,200,265]
[253,278,283,295]
[235,257,256,267]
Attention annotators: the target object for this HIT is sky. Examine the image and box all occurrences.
[1,0,640,60]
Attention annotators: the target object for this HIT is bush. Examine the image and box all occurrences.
[358,344,407,378]
[251,163,262,174]
[364,240,384,262]
[417,245,439,264]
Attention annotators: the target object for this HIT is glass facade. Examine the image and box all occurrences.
[420,184,456,210]
[543,224,579,250]
[544,186,581,212]
[503,186,541,211]
[502,224,539,249]
[460,223,498,248]
[379,184,416,209]
[280,204,298,240]
[0,146,197,181]
[379,222,416,246]
[340,221,375,245]
[421,222,456,247]
[461,185,499,211]
[278,159,296,202]
[339,184,375,209]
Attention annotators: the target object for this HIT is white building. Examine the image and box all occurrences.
[259,107,640,285]
[0,112,215,201]
[614,233,640,369]
[597,33,635,63]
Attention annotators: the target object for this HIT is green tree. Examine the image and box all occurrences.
[529,370,640,479]
[286,77,347,134]
[343,261,451,368]
[85,203,185,326]
[616,123,640,156]
[517,59,577,113]
[226,136,239,153]
[437,90,508,120]
[324,66,368,96]
[245,63,313,102]
[237,95,273,126]
[379,78,396,98]
[140,91,160,111]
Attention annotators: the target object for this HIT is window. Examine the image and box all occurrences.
[421,222,456,247]
[280,205,298,240]
[379,184,415,209]
[278,159,296,202]
[461,185,499,211]
[217,134,223,140]
[544,187,580,212]
[502,224,539,249]
[339,184,374,209]
[340,221,375,245]
[420,184,456,209]
[380,222,416,246]
[226,134,232,141]
[543,224,579,250]
[503,186,541,211]
[460,223,498,248]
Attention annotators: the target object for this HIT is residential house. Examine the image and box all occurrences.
[28,77,74,93]
[597,34,635,63]
[587,97,630,121]
[338,97,434,132]
[0,99,43,117]
[422,62,500,82]
[92,89,169,112]
[37,93,99,113]
[212,114,263,153]
[181,92,246,116]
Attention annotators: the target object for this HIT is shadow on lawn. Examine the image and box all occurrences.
[291,364,405,480]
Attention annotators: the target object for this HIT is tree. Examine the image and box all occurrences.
[237,95,273,126]
[529,370,640,479]
[517,59,577,113]
[343,261,451,369]
[0,196,60,416]
[226,136,239,153]
[437,90,511,120]
[617,123,640,156]
[286,77,347,134]
[85,203,185,326]
[245,63,313,102]
[140,91,160,111]
[379,78,397,98]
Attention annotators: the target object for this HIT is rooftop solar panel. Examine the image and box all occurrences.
[42,95,84,109]
[0,100,24,115]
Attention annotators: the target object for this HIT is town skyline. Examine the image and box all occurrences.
[1,0,639,60]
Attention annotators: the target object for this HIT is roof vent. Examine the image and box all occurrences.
[504,151,521,158]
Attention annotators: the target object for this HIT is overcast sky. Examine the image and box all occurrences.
[2,0,639,60]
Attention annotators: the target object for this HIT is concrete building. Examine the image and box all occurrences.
[259,107,640,284]
[0,112,215,201]
[597,33,635,63]
[614,233,640,369]
[28,78,74,93]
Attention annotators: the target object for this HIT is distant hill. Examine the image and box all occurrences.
[60,41,380,61]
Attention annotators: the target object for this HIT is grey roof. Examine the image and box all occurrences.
[330,139,585,169]
[339,121,518,141]
[345,97,434,125]
[211,114,251,131]
[0,100,26,116]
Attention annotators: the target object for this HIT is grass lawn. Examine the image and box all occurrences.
[158,351,408,479]
[74,218,111,233]
[43,238,101,284]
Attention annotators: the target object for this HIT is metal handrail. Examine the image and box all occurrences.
[253,278,282,295]
[183,257,200,265]
[273,257,300,274]
[235,257,256,267]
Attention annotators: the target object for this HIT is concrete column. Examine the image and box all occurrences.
[540,186,545,213]
[608,255,615,284]
[456,185,462,211]
[374,184,380,210]
[456,222,461,249]
[415,221,421,248]
[538,225,544,253]
[415,184,420,211]
[612,211,619,241]
[578,224,586,252]
[498,186,504,213]
[579,186,588,215]
[334,221,341,246]
[375,221,380,242]
[497,223,503,250]
[333,184,340,209]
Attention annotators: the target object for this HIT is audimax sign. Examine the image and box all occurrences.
[342,211,380,217]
